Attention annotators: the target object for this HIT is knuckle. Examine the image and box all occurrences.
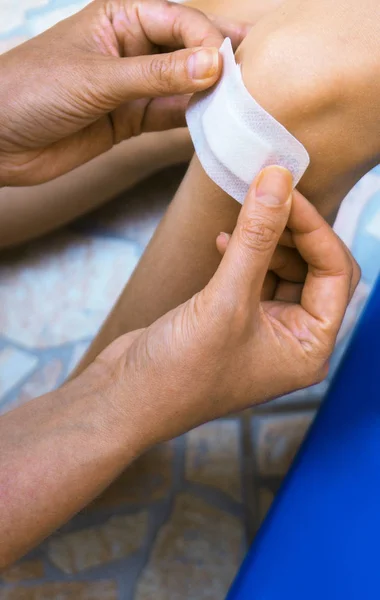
[345,251,354,279]
[239,218,278,254]
[148,54,178,93]
[352,258,362,287]
[299,356,328,389]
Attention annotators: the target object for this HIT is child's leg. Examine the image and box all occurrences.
[0,129,191,249]
[189,0,283,22]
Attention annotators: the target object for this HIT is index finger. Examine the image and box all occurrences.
[135,0,227,49]
[205,14,252,49]
[289,190,354,335]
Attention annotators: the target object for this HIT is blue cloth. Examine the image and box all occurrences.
[228,275,380,600]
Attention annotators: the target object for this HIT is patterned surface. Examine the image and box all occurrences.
[1,2,380,599]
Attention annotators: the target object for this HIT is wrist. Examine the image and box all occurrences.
[67,363,147,465]
[78,342,155,455]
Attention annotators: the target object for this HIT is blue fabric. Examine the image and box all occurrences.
[227,276,380,600]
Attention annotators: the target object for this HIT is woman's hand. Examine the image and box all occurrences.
[0,0,250,186]
[235,0,380,219]
[91,165,360,447]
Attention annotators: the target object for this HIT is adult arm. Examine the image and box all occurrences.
[1,166,359,566]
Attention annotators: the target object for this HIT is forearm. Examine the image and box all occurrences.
[72,157,240,375]
[0,363,143,568]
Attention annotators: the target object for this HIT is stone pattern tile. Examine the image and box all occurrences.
[0,347,38,399]
[47,513,148,574]
[257,487,275,528]
[0,560,44,583]
[0,581,118,600]
[254,412,315,477]
[135,494,244,600]
[185,420,241,501]
[87,443,174,510]
[1,359,63,415]
[0,232,140,349]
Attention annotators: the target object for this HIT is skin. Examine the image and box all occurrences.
[0,0,252,565]
[2,0,378,370]
[73,0,380,371]
[0,0,370,568]
[0,0,269,250]
[0,0,249,186]
[0,129,192,249]
[72,156,307,375]
[1,0,379,233]
[0,166,359,567]
[235,0,380,217]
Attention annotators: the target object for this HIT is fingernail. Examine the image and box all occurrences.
[187,48,219,80]
[218,232,231,244]
[255,166,293,205]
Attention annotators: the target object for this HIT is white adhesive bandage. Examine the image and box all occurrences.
[186,38,310,204]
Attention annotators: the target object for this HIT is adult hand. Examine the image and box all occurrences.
[92,165,359,446]
[0,165,358,567]
[235,0,380,219]
[216,222,309,301]
[0,0,250,186]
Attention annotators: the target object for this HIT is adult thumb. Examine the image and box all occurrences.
[104,47,221,101]
[217,166,293,299]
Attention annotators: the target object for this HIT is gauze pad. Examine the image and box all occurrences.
[186,38,310,204]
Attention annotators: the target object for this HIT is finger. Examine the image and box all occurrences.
[216,232,231,256]
[339,239,362,302]
[215,166,293,300]
[205,14,252,49]
[140,95,189,131]
[262,271,278,301]
[135,0,225,49]
[103,46,221,101]
[216,234,279,302]
[9,95,192,185]
[274,280,303,304]
[270,246,307,282]
[350,256,361,300]
[111,96,190,137]
[217,233,307,283]
[289,190,355,334]
[279,227,295,248]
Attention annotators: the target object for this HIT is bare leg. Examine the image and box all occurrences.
[0,129,191,249]
[190,0,284,22]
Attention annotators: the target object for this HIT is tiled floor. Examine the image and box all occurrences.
[1,164,380,599]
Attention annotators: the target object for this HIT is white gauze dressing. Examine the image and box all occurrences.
[186,38,310,204]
